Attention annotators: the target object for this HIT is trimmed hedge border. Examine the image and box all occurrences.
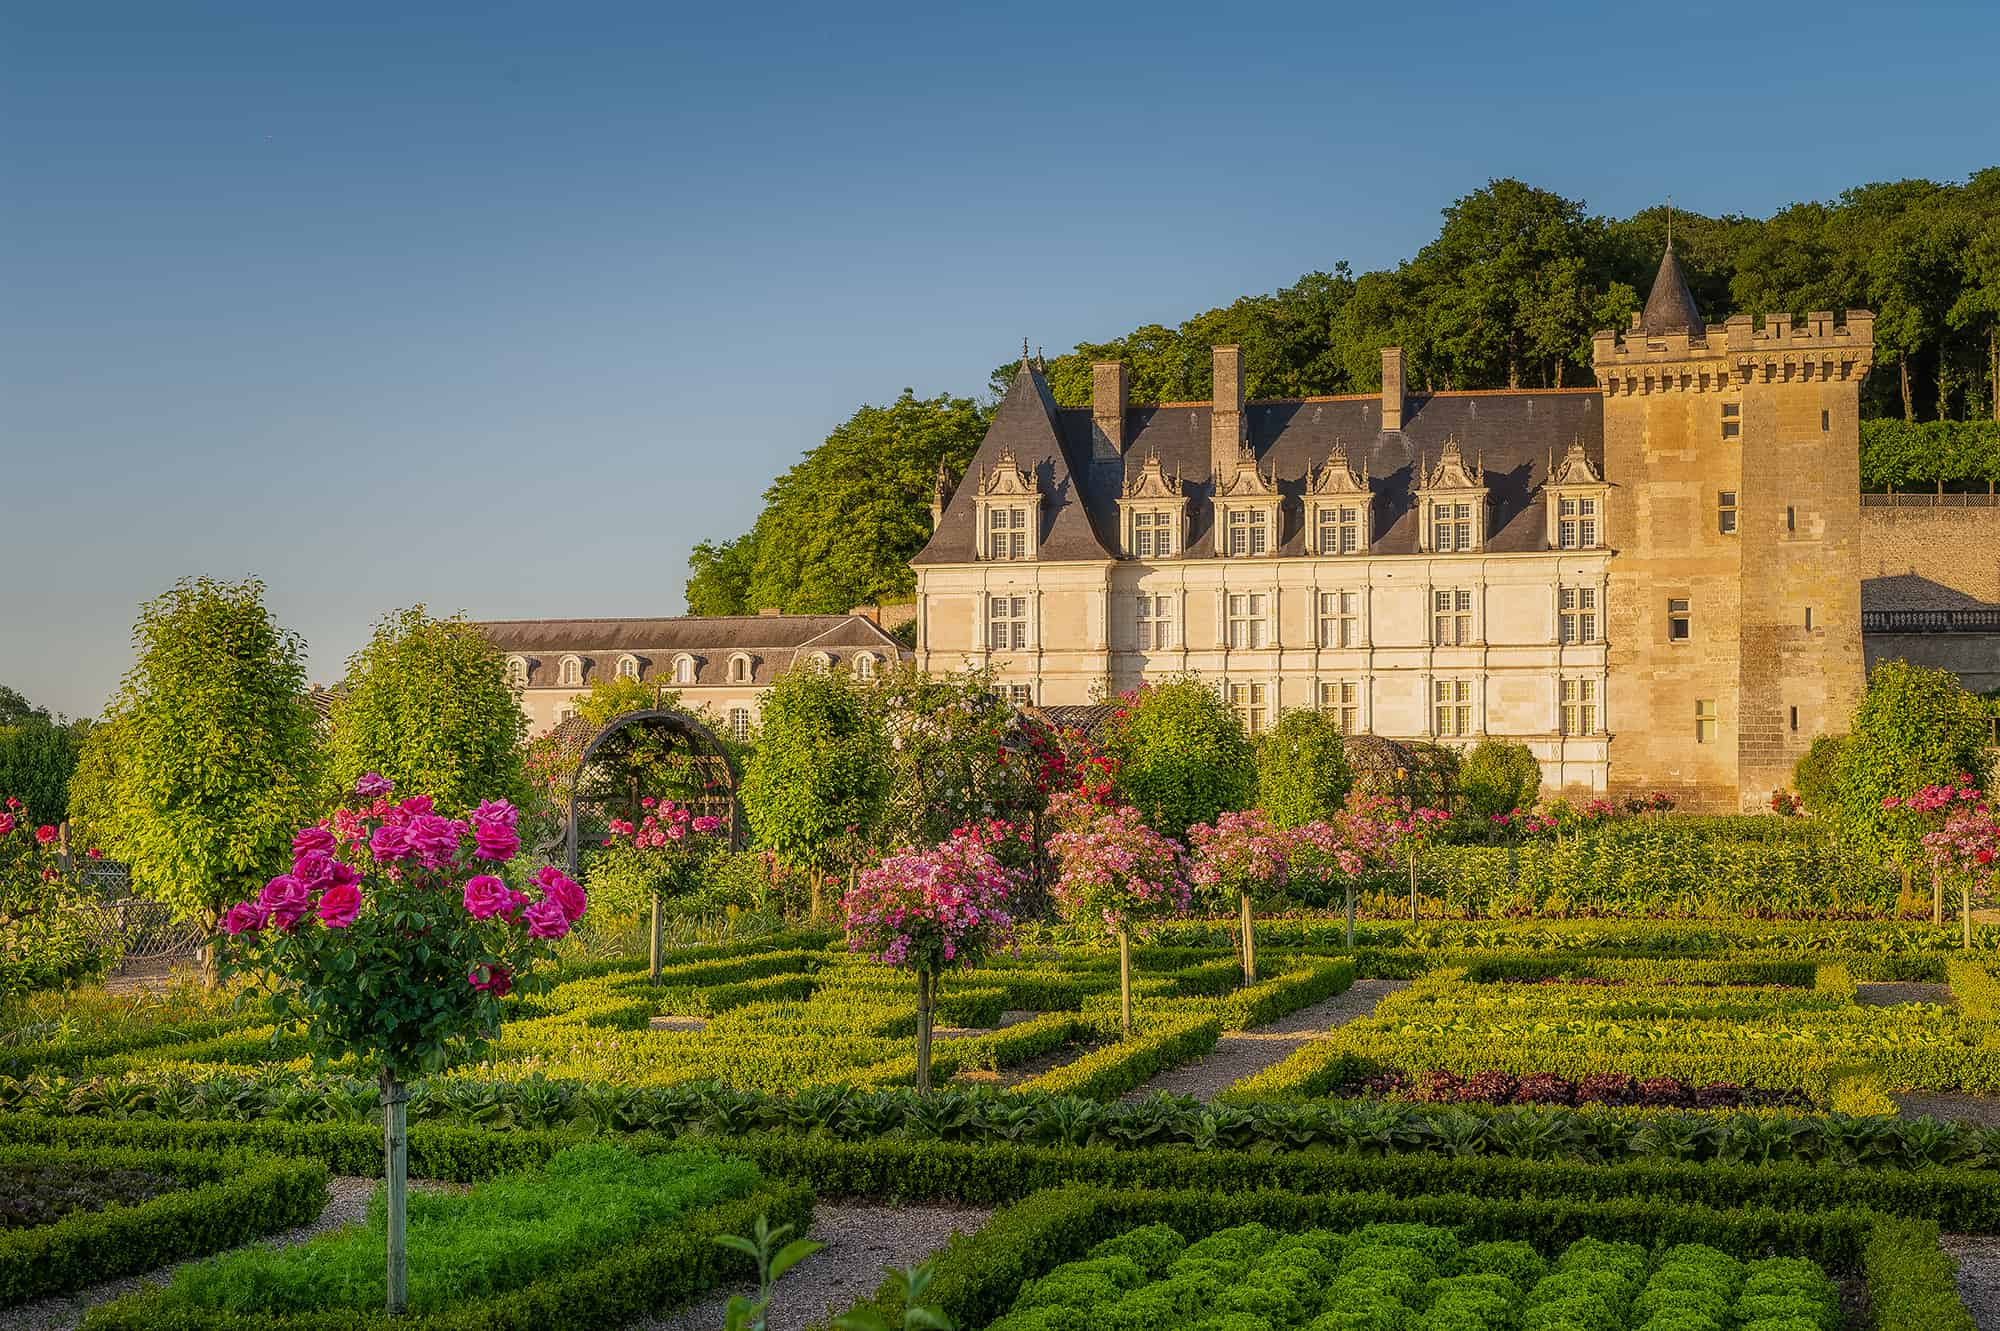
[1012,1015,1221,1100]
[16,1115,2000,1232]
[0,1144,328,1307]
[79,1180,813,1331]
[831,1182,1970,1331]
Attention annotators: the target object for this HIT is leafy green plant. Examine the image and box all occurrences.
[1255,709,1354,830]
[834,1261,955,1331]
[718,1214,824,1331]
[1102,676,1256,844]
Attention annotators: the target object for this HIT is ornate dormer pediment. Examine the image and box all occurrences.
[1122,452,1183,501]
[1421,436,1484,492]
[1548,439,1602,487]
[1216,458,1278,499]
[977,449,1037,498]
[1309,442,1369,497]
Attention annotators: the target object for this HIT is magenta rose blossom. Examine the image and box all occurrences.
[34,825,57,845]
[0,814,14,837]
[353,772,393,798]
[472,799,519,829]
[316,880,362,928]
[468,962,513,996]
[462,874,512,920]
[221,901,269,935]
[473,820,520,862]
[292,848,337,890]
[369,824,413,862]
[692,815,721,834]
[292,825,336,856]
[522,898,571,939]
[401,795,434,816]
[257,874,311,929]
[534,866,588,923]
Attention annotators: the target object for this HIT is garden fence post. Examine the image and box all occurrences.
[1118,926,1133,1039]
[380,1069,409,1316]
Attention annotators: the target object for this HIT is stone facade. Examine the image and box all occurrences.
[913,247,1893,810]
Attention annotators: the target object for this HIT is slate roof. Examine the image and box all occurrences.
[475,614,909,690]
[1640,246,1707,339]
[916,364,1604,564]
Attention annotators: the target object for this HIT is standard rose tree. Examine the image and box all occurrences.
[221,774,585,1317]
[1186,809,1288,985]
[1047,803,1190,1037]
[593,798,727,979]
[842,822,1021,1093]
[1912,782,1999,948]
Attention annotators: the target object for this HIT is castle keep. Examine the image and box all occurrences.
[911,247,1888,810]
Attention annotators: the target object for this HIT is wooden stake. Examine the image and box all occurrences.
[1117,926,1133,1039]
[381,1070,409,1316]
[915,968,934,1094]
[1239,892,1257,986]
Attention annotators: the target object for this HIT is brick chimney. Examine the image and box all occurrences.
[1211,344,1244,483]
[1091,360,1128,462]
[1381,347,1405,432]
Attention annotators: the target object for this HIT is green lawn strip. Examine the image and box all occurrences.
[0,1144,327,1306]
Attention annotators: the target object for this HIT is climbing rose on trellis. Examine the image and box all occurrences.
[1187,809,1288,984]
[220,774,585,1316]
[843,823,1022,1092]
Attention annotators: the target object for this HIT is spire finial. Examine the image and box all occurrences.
[1020,337,1031,368]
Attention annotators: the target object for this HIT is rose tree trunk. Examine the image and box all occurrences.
[379,1069,409,1316]
[915,968,935,1094]
[1239,891,1257,986]
[1117,926,1134,1039]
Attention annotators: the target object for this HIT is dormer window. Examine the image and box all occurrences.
[808,651,833,669]
[1416,437,1488,556]
[1306,444,1371,555]
[1545,439,1611,551]
[506,656,529,688]
[672,654,695,685]
[1213,459,1280,558]
[854,652,878,680]
[973,450,1041,561]
[1117,453,1187,560]
[729,653,753,683]
[616,654,641,681]
[558,656,583,688]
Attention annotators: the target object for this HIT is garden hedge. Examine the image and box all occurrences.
[0,1144,328,1306]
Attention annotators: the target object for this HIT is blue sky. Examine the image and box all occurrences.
[4,2,1996,720]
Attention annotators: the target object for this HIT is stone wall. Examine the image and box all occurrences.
[1864,633,2000,694]
[1859,506,2000,604]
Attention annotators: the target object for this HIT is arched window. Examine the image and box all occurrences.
[854,652,877,680]
[729,654,753,683]
[558,656,583,688]
[507,656,528,688]
[617,655,640,681]
[808,651,833,670]
[673,654,696,685]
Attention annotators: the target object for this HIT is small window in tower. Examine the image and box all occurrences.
[1805,606,1815,631]
[1822,410,1830,432]
[1789,705,1799,732]
[1718,492,1738,535]
[1668,598,1691,642]
[1787,506,1796,533]
[1721,402,1741,440]
[1695,699,1718,744]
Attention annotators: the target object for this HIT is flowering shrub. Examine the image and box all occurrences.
[1770,789,1804,818]
[1623,791,1678,815]
[219,772,590,1313]
[1913,782,2000,946]
[0,798,108,998]
[1187,810,1287,983]
[1048,805,1190,1035]
[589,799,728,919]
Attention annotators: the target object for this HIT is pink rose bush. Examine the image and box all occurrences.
[1187,809,1288,984]
[0,795,108,997]
[221,773,586,1076]
[588,800,729,962]
[1913,782,2000,946]
[1048,804,1190,1036]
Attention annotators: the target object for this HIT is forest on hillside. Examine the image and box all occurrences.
[687,172,2000,619]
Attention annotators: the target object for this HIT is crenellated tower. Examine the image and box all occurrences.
[1594,245,1874,810]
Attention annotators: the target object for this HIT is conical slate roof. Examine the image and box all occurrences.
[1640,246,1706,338]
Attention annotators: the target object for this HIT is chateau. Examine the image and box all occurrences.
[913,247,1917,811]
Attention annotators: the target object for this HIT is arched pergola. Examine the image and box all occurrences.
[561,708,743,876]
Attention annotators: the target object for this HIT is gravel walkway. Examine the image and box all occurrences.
[1895,1092,2000,1127]
[2,1175,402,1331]
[1942,1235,2000,1331]
[1122,979,1408,1102]
[1856,981,1955,1008]
[640,1202,990,1331]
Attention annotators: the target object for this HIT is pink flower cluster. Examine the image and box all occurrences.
[1186,809,1289,902]
[843,824,1020,971]
[1047,804,1192,930]
[1285,820,1367,884]
[1914,782,2000,883]
[603,798,724,849]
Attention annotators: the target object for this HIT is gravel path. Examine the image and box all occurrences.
[640,1202,990,1331]
[1,1175,404,1331]
[1122,979,1408,1102]
[1942,1235,2000,1331]
[1895,1092,2000,1127]
[1856,981,1955,1008]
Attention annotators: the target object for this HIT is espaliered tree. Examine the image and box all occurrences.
[1102,675,1256,843]
[842,823,1021,1092]
[739,663,888,918]
[221,775,585,1316]
[113,577,326,986]
[1047,799,1191,1038]
[330,607,528,814]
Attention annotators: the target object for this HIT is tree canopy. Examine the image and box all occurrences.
[1105,675,1258,843]
[0,686,85,827]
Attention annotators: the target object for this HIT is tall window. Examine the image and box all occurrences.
[988,595,1030,651]
[1695,698,1718,744]
[617,655,640,681]
[854,652,877,680]
[1229,682,1268,735]
[507,657,528,687]
[1136,594,1174,650]
[1225,508,1270,556]
[730,655,751,683]
[1721,402,1741,440]
[1318,591,1360,648]
[1668,598,1692,642]
[1557,496,1599,549]
[1558,586,1598,644]
[1316,505,1362,555]
[1131,510,1175,559]
[728,707,751,742]
[673,655,695,685]
[1320,679,1361,734]
[559,656,582,687]
[1718,492,1738,535]
[1560,677,1597,735]
[1432,589,1473,646]
[1431,502,1475,553]
[988,506,1030,560]
[1226,593,1268,648]
[1433,678,1473,737]
[994,683,1032,704]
